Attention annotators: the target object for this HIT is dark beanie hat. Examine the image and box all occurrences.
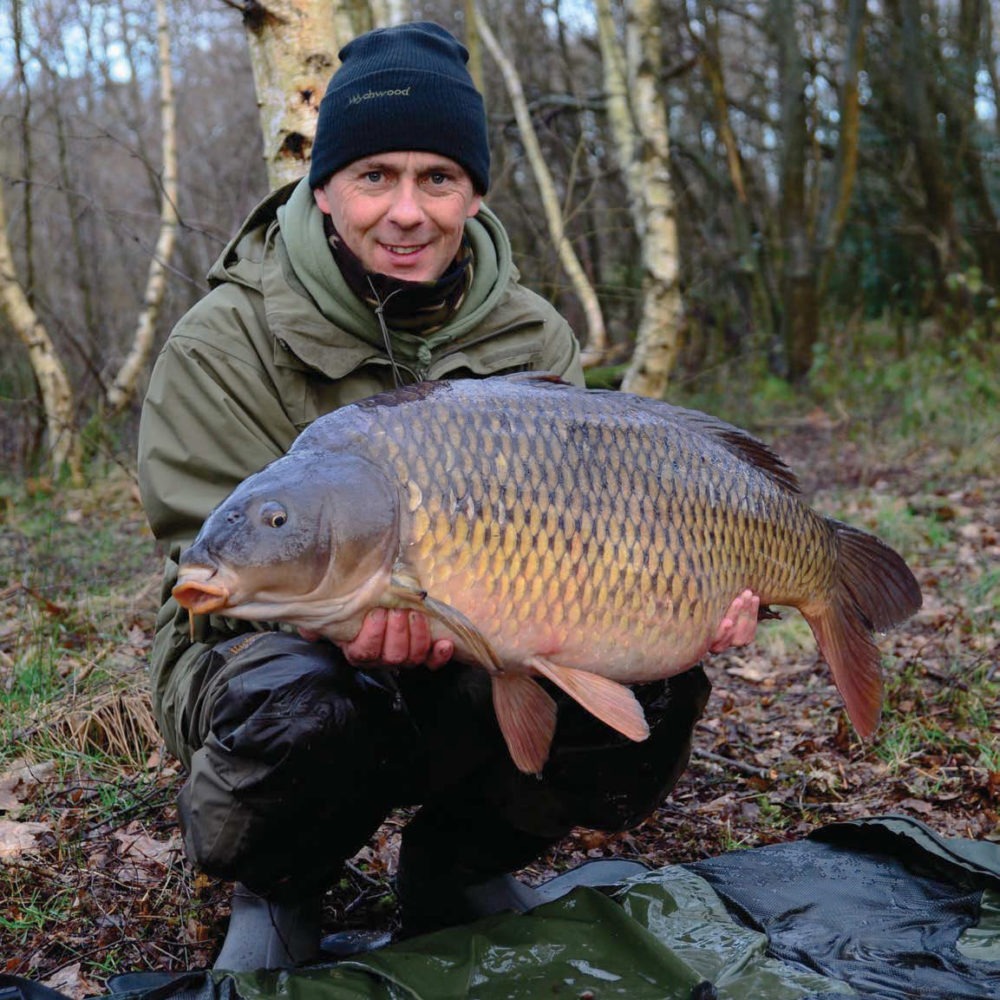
[308,21,490,193]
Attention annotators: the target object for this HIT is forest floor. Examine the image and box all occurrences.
[1,400,997,997]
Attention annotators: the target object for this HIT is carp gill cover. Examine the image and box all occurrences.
[173,374,922,774]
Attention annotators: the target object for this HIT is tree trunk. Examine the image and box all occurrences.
[12,0,35,308]
[693,0,775,355]
[464,0,485,91]
[817,0,867,300]
[474,5,608,365]
[950,0,1000,288]
[106,0,178,414]
[899,0,961,274]
[772,0,818,382]
[596,0,684,398]
[370,0,407,25]
[984,1,1000,143]
[0,184,81,480]
[242,0,353,189]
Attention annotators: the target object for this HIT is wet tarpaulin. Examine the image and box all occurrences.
[686,816,1000,1000]
[2,816,998,1000]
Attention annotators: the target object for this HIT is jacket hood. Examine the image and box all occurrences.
[206,178,521,375]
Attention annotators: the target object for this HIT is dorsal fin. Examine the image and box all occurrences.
[662,406,801,494]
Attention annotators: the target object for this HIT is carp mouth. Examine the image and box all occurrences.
[173,567,231,614]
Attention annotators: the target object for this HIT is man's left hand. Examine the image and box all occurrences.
[709,590,760,652]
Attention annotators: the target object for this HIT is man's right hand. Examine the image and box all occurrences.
[334,608,454,670]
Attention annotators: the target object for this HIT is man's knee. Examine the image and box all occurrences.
[176,631,408,892]
[201,632,393,763]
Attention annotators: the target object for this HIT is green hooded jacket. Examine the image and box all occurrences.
[137,178,583,765]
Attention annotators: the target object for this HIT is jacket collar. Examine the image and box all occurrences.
[206,178,523,382]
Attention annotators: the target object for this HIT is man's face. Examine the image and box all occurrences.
[314,151,483,283]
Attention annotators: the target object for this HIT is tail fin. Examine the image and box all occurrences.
[804,521,922,737]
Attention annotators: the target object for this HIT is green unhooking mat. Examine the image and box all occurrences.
[3,817,999,1000]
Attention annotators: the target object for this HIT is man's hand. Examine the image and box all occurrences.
[337,608,454,669]
[709,590,760,652]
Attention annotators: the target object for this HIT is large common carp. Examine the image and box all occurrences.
[173,374,921,774]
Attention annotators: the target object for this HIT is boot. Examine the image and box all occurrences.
[398,860,651,938]
[462,859,650,916]
[213,883,322,971]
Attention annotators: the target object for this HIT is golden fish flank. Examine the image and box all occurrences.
[409,410,714,645]
[172,374,921,776]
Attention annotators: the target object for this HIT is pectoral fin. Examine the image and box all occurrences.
[491,673,558,775]
[528,656,650,743]
[387,566,503,674]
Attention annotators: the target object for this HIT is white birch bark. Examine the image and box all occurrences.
[597,0,683,398]
[370,0,408,25]
[106,0,178,413]
[243,0,355,190]
[473,5,608,365]
[0,185,80,480]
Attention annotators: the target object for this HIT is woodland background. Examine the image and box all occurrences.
[1,0,998,474]
[0,1,998,993]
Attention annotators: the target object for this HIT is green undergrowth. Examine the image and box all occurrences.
[668,321,999,480]
[1,468,160,765]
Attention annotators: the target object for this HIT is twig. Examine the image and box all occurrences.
[693,747,774,779]
[344,859,386,888]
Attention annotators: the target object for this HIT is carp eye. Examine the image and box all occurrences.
[260,502,288,529]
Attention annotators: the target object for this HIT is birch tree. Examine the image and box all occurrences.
[106,0,178,413]
[2,0,81,478]
[112,0,399,411]
[371,0,408,25]
[596,0,683,399]
[238,0,354,189]
[473,5,608,364]
[0,183,81,480]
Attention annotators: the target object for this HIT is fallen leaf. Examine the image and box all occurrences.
[725,660,770,683]
[112,824,181,883]
[897,798,935,815]
[42,961,98,1000]
[0,818,52,858]
[0,778,23,814]
[805,768,842,794]
[0,759,57,814]
[184,917,212,944]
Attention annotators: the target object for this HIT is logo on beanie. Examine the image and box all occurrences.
[348,86,412,105]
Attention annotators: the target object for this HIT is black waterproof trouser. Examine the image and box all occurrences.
[177,631,711,930]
